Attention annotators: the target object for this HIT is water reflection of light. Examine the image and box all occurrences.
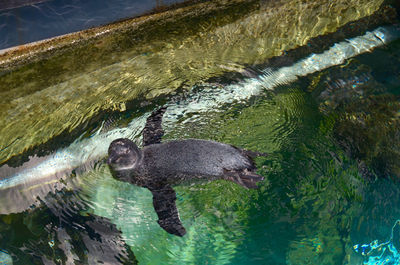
[354,220,400,265]
[0,249,12,265]
[163,26,400,128]
[0,25,399,201]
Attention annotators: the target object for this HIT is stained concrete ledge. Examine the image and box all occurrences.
[0,0,395,164]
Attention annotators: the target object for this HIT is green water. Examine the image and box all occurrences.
[7,38,394,264]
[1,16,400,265]
[88,39,400,264]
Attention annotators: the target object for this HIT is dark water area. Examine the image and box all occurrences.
[0,0,188,50]
[0,189,137,264]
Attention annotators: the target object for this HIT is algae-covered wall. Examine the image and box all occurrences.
[0,0,389,164]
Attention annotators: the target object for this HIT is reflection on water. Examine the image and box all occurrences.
[354,220,400,264]
[0,0,390,165]
[1,25,396,195]
[0,250,12,265]
[0,187,136,264]
[0,12,399,265]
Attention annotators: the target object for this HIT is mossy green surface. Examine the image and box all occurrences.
[0,0,386,164]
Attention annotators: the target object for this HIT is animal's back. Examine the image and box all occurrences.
[142,139,253,178]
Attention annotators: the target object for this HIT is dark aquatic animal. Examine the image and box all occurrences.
[107,107,266,236]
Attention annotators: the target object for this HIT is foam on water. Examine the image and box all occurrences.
[0,25,399,191]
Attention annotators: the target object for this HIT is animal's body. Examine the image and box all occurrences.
[126,139,258,187]
[108,107,265,236]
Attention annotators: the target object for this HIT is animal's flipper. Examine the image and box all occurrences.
[224,169,264,189]
[150,185,186,237]
[143,107,167,146]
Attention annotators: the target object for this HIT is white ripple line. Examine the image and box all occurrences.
[0,25,398,190]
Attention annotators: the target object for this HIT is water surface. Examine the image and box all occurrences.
[0,3,400,265]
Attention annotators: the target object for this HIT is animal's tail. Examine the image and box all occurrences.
[224,169,264,189]
[239,170,264,189]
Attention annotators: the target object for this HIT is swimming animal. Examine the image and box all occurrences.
[107,107,266,236]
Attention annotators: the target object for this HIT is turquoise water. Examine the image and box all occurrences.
[0,19,400,265]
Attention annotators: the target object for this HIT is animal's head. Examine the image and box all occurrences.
[107,138,143,183]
